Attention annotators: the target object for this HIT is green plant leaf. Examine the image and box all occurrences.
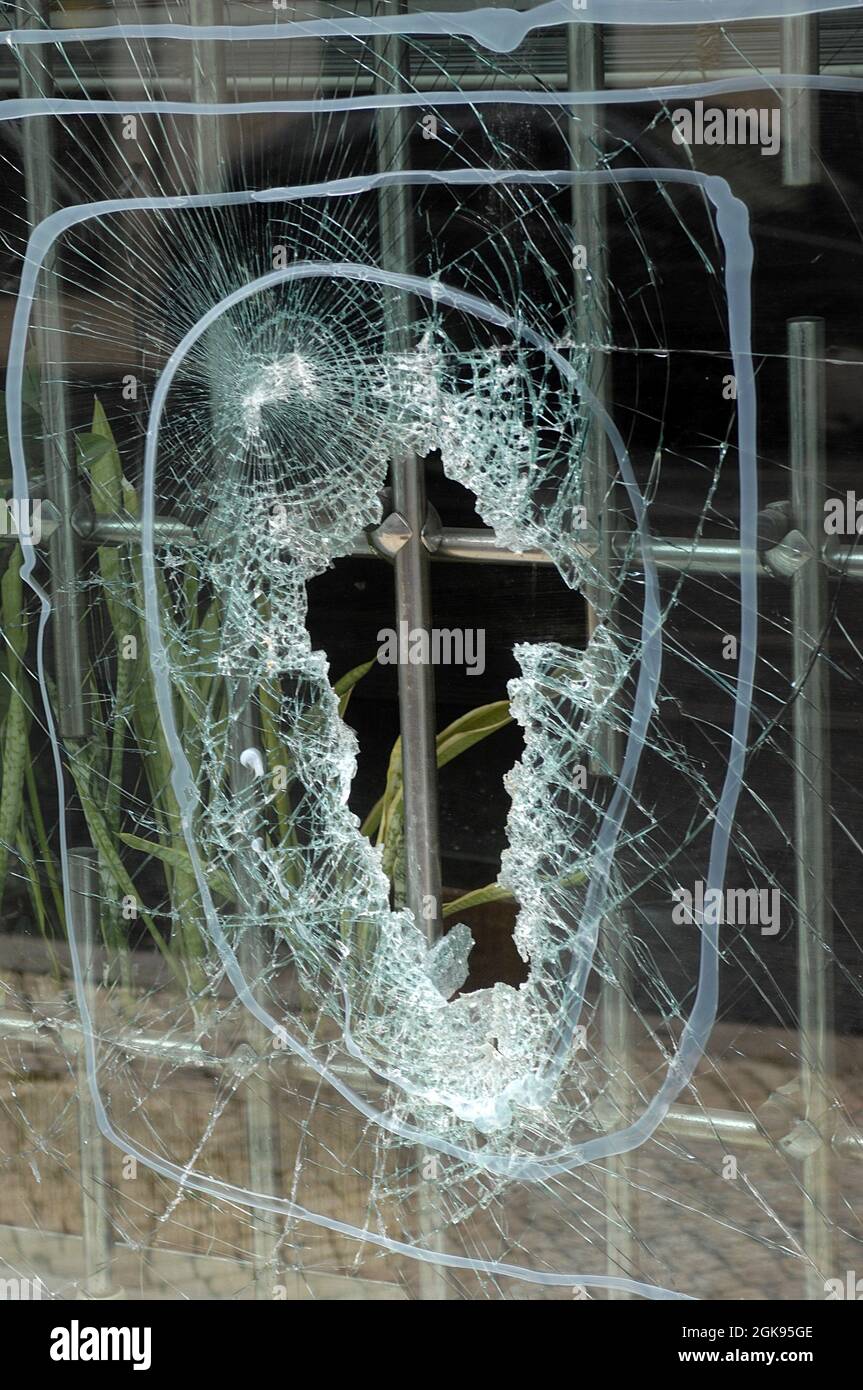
[17,817,60,974]
[25,759,65,930]
[66,754,181,977]
[362,699,512,841]
[0,547,29,902]
[435,700,512,770]
[442,883,518,917]
[334,658,375,717]
[75,431,112,477]
[78,401,132,829]
[118,832,235,902]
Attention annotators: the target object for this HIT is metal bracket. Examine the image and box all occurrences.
[763,528,815,579]
[420,501,443,554]
[366,500,443,560]
[367,509,412,559]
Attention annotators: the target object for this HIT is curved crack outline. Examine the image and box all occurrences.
[5,135,758,1289]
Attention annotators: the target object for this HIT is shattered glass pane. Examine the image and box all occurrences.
[0,0,861,1306]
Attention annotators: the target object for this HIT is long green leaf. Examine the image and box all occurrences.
[120,474,203,962]
[442,883,517,917]
[25,759,65,930]
[0,547,28,901]
[67,754,181,978]
[82,401,131,827]
[17,818,60,974]
[362,699,512,841]
[118,831,235,902]
[435,700,512,770]
[334,658,375,717]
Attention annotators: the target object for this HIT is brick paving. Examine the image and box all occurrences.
[1,965,860,1300]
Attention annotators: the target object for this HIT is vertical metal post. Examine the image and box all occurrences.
[390,451,443,940]
[20,9,103,1294]
[229,682,278,1299]
[568,27,616,644]
[782,18,820,187]
[374,84,443,943]
[71,850,113,1299]
[188,0,277,1296]
[374,8,447,1299]
[788,318,835,1296]
[189,0,228,187]
[18,2,89,737]
[568,23,636,1299]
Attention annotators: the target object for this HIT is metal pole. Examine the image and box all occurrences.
[188,0,278,1296]
[389,454,443,940]
[71,849,114,1299]
[788,317,836,1296]
[229,681,278,1298]
[782,18,820,187]
[374,61,443,945]
[374,5,448,1300]
[189,0,228,188]
[4,1007,862,1155]
[19,7,103,1295]
[569,21,636,1300]
[18,1,89,737]
[53,511,863,581]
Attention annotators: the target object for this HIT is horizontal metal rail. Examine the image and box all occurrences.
[1,1009,859,1160]
[6,504,863,579]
